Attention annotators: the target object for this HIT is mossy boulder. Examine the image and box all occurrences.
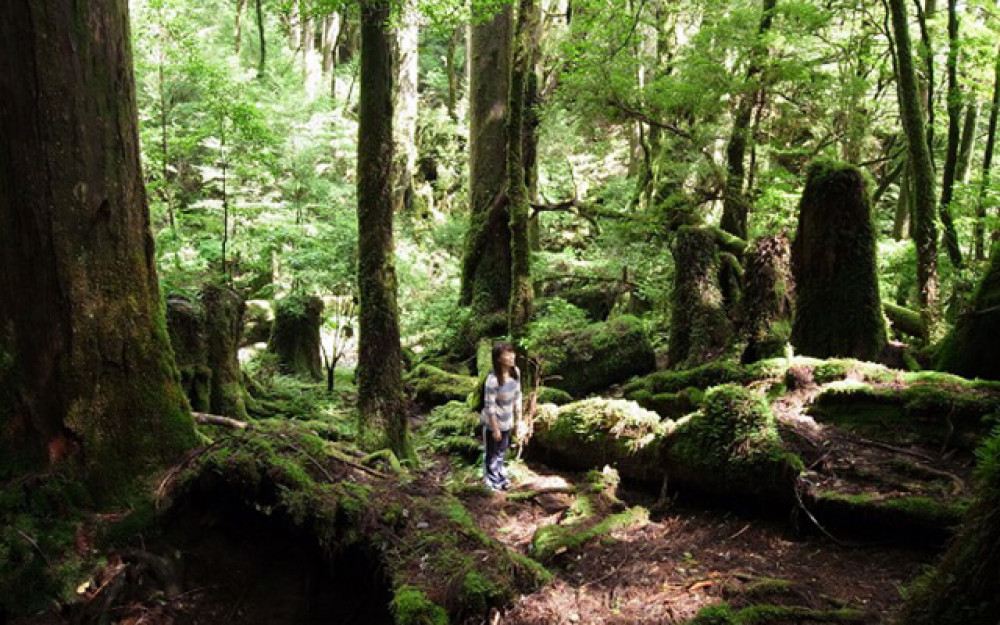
[529,398,668,482]
[791,161,887,361]
[536,315,656,398]
[935,246,1000,380]
[663,385,803,504]
[408,365,478,411]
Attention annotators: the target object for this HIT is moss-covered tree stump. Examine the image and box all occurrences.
[669,226,733,368]
[242,299,274,346]
[166,295,213,412]
[269,293,324,381]
[935,247,1000,380]
[791,161,887,360]
[535,315,656,398]
[741,234,794,363]
[201,284,248,420]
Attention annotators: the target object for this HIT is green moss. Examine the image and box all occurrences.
[393,585,449,625]
[530,506,648,562]
[664,385,802,498]
[536,386,573,405]
[533,315,656,397]
[408,365,478,409]
[624,360,787,397]
[459,570,501,614]
[627,387,704,419]
[687,602,865,625]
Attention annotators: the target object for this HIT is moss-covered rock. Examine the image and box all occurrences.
[935,246,1000,380]
[791,160,887,361]
[536,315,656,397]
[663,385,803,504]
[669,226,734,368]
[408,365,478,410]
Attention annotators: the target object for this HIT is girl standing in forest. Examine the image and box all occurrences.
[481,341,522,491]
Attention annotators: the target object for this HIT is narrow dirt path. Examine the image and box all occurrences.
[457,462,933,625]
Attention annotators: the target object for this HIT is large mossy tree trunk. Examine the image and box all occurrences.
[741,234,794,363]
[935,246,1000,380]
[668,227,733,369]
[269,294,323,381]
[720,0,777,240]
[357,0,410,458]
[791,161,887,360]
[888,0,939,318]
[893,431,1000,625]
[202,285,248,419]
[506,0,537,335]
[458,4,513,339]
[0,0,195,495]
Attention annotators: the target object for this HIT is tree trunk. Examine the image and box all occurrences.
[459,4,513,325]
[720,0,777,240]
[791,162,887,360]
[0,0,195,495]
[202,285,248,419]
[393,2,419,214]
[235,0,247,55]
[322,14,339,74]
[741,234,794,363]
[668,227,733,368]
[956,102,979,183]
[255,0,266,77]
[888,0,939,318]
[357,0,410,458]
[269,294,323,380]
[507,0,537,335]
[445,25,461,121]
[893,160,913,241]
[937,0,963,268]
[975,45,1000,261]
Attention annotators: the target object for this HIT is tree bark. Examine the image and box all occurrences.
[975,45,1000,261]
[668,227,733,368]
[0,0,195,494]
[956,102,979,183]
[357,0,410,458]
[202,285,248,419]
[720,0,777,240]
[459,5,513,323]
[508,0,537,335]
[888,0,939,318]
[791,162,887,361]
[393,2,419,214]
[255,0,266,77]
[446,26,461,121]
[235,0,247,55]
[937,0,963,268]
[268,293,323,381]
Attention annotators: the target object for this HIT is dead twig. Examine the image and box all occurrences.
[192,412,249,429]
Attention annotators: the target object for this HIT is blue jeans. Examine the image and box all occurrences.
[483,428,511,490]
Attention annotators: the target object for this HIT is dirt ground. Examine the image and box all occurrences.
[457,461,934,625]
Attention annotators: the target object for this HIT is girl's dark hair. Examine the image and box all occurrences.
[491,341,519,385]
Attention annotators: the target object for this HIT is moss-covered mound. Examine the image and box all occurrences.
[422,401,482,462]
[535,315,656,398]
[664,385,803,504]
[935,247,1000,380]
[809,377,1000,451]
[626,386,705,420]
[407,364,478,410]
[893,428,1000,625]
[623,359,787,398]
[529,398,668,482]
[163,425,548,623]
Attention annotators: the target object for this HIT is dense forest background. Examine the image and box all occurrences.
[3,0,1000,623]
